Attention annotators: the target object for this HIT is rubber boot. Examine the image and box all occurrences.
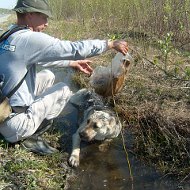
[21,119,58,155]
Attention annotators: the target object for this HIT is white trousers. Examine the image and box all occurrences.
[0,69,73,143]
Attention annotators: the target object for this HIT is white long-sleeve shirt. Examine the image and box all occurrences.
[0,27,108,106]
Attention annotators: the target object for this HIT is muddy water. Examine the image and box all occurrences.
[51,62,189,190]
[63,128,189,190]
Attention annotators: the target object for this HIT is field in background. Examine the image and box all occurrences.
[49,0,190,51]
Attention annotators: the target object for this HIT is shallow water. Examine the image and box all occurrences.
[67,139,189,190]
[52,61,189,190]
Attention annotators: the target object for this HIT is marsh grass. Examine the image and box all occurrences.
[112,44,190,180]
[0,1,190,188]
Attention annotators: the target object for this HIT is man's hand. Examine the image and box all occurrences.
[108,40,128,55]
[69,60,93,75]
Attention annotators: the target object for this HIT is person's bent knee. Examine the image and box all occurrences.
[56,82,72,94]
[41,69,55,82]
[52,82,73,102]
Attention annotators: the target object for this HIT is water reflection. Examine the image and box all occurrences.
[66,139,185,190]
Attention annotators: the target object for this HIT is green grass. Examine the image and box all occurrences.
[0,131,69,190]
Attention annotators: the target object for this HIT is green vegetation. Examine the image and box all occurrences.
[0,8,12,15]
[49,0,190,51]
[0,129,70,189]
[0,0,190,189]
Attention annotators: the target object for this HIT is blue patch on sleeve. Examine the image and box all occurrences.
[0,40,16,55]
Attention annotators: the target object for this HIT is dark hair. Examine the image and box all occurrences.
[16,12,27,19]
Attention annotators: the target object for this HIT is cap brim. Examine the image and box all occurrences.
[13,7,53,18]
